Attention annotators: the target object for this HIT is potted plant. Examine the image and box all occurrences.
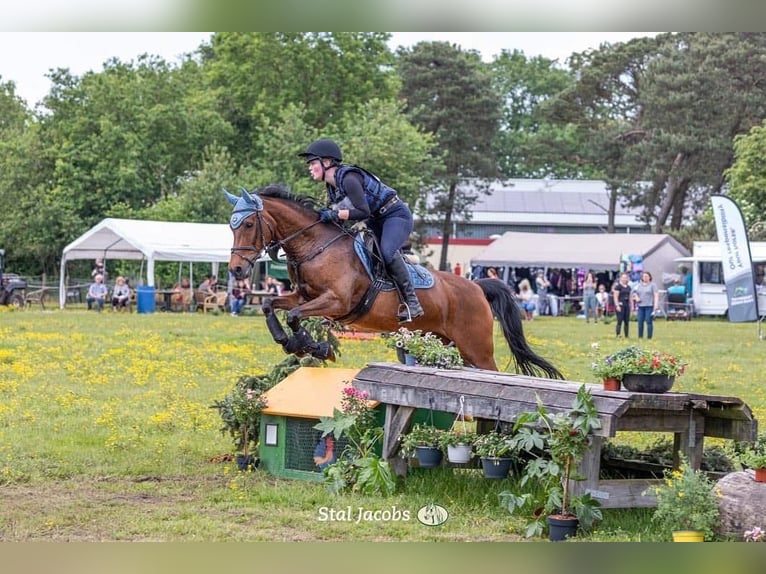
[500,385,603,541]
[595,346,686,393]
[643,457,720,541]
[216,379,269,471]
[590,350,626,391]
[384,327,464,369]
[474,431,517,479]
[439,427,477,464]
[399,423,446,468]
[733,433,766,482]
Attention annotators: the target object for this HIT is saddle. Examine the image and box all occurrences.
[336,226,434,323]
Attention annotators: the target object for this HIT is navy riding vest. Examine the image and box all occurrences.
[327,166,396,215]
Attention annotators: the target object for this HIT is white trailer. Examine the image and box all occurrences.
[676,241,766,317]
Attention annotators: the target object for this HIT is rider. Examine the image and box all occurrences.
[298,138,424,323]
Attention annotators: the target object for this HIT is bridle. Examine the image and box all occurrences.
[230,206,338,277]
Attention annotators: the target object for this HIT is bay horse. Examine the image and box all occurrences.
[226,185,562,378]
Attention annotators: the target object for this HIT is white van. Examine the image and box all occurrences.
[677,241,766,316]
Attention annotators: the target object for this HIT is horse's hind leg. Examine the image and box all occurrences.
[448,328,498,371]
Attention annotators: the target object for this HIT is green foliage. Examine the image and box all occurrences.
[473,431,516,459]
[731,431,766,469]
[315,386,395,496]
[399,424,445,456]
[591,345,686,379]
[644,458,721,540]
[501,385,603,536]
[384,327,463,369]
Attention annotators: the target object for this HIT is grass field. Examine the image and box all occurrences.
[0,307,762,541]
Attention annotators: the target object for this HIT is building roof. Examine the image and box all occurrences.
[471,231,690,270]
[453,179,646,229]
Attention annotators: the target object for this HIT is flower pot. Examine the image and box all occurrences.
[602,377,621,391]
[447,443,473,464]
[547,514,579,541]
[672,530,704,542]
[396,347,417,365]
[622,374,675,393]
[755,467,766,483]
[414,446,443,468]
[236,454,257,472]
[480,456,513,479]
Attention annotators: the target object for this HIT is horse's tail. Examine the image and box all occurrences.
[476,278,563,379]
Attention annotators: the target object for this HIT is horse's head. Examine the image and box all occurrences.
[225,187,267,280]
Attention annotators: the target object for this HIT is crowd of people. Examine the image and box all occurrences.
[83,258,289,316]
[472,264,690,340]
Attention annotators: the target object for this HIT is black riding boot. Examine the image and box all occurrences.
[386,255,424,323]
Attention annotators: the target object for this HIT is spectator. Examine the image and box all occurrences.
[230,279,248,316]
[487,267,500,280]
[612,272,632,338]
[265,275,283,296]
[582,272,598,324]
[596,284,610,321]
[632,271,659,339]
[535,270,551,316]
[111,276,131,311]
[313,434,336,471]
[518,278,536,321]
[171,277,192,309]
[198,275,216,294]
[86,274,108,312]
[91,258,106,281]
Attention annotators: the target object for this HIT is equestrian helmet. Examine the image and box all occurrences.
[298,138,342,163]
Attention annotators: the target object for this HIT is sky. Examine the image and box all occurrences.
[0,32,656,107]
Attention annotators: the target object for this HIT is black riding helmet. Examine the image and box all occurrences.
[298,138,343,164]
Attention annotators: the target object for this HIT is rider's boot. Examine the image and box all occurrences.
[386,255,424,323]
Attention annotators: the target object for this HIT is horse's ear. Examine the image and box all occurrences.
[241,187,263,211]
[223,189,239,206]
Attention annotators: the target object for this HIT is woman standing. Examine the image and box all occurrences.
[632,271,660,339]
[582,272,598,324]
[612,272,632,338]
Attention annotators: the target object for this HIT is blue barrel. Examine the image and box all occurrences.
[136,286,156,314]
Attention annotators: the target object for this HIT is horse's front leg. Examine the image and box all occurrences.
[282,293,348,361]
[262,292,302,348]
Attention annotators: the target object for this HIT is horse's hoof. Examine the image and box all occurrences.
[314,341,336,362]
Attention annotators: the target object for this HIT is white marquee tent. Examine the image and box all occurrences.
[59,218,235,308]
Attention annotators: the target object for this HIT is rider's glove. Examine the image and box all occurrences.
[319,208,339,223]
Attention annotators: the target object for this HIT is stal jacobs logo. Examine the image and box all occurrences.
[317,504,449,526]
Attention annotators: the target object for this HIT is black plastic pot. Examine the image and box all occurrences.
[414,446,443,468]
[480,457,513,479]
[547,515,579,542]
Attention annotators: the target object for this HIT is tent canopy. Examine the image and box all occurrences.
[471,231,690,271]
[59,218,236,307]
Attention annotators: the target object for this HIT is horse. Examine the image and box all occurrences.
[226,185,562,378]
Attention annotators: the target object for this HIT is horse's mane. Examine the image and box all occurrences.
[258,184,321,212]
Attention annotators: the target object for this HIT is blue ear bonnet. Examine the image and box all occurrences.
[223,188,263,229]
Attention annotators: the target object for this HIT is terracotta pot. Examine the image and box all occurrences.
[755,467,766,483]
[603,377,621,391]
[672,530,704,542]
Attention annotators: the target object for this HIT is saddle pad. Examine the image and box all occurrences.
[353,237,434,289]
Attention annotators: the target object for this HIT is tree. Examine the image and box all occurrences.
[40,54,232,227]
[202,32,398,166]
[397,41,502,270]
[638,33,766,231]
[490,50,587,178]
[725,120,766,229]
[541,35,659,232]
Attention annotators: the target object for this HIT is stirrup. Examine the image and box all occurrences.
[397,302,424,323]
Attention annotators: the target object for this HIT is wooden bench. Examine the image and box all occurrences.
[352,363,758,509]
